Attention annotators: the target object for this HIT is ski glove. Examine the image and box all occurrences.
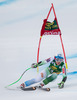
[31,63,38,68]
[58,81,64,89]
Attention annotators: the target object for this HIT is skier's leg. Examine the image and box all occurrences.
[20,70,47,88]
[34,70,47,83]
[43,73,57,85]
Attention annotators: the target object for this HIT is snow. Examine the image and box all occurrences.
[0,0,77,100]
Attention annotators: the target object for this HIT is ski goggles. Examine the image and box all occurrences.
[55,58,63,62]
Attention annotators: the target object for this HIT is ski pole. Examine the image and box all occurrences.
[5,67,31,88]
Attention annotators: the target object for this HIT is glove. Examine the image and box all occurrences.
[31,63,38,68]
[58,81,64,89]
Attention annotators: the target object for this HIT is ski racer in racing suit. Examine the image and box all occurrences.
[20,54,67,89]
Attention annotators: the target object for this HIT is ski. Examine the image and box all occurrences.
[36,86,50,91]
[20,87,36,91]
[20,86,50,91]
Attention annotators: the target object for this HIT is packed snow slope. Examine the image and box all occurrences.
[0,0,77,100]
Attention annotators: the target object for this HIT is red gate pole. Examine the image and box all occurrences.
[59,34,68,69]
[37,36,42,72]
[52,3,68,69]
[37,5,53,72]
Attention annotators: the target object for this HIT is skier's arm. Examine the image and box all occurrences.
[58,64,67,88]
[31,57,52,68]
[62,65,67,83]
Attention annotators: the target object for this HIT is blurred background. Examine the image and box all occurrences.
[0,0,77,99]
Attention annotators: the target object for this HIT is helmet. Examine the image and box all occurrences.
[54,54,64,62]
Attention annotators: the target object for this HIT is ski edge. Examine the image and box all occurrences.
[36,86,50,91]
[20,86,50,91]
[21,87,36,91]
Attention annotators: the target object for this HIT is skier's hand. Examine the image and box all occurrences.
[31,63,38,68]
[57,81,64,89]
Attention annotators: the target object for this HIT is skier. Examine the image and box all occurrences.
[20,54,67,89]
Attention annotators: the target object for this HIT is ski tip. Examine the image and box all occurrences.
[46,88,50,91]
[32,87,36,90]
